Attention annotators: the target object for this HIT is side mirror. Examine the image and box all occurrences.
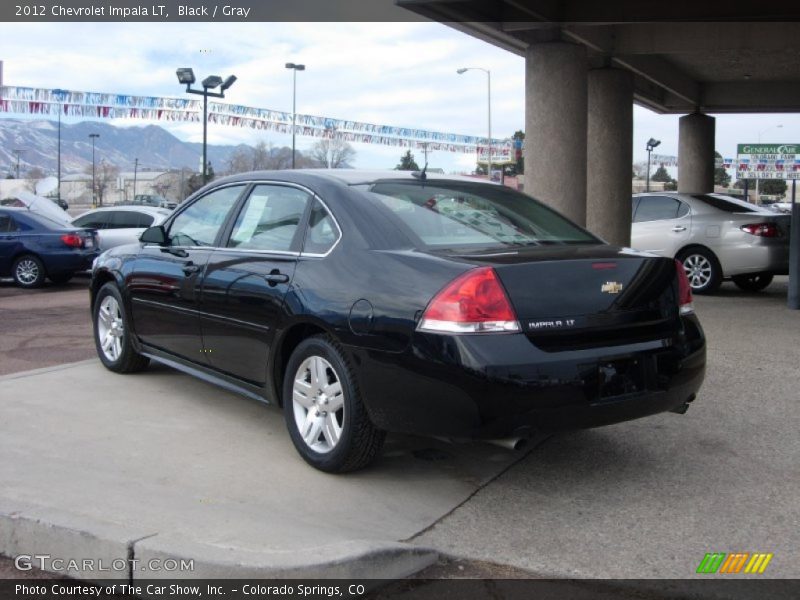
[140,225,167,245]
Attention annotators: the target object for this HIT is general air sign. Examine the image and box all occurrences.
[736,143,800,180]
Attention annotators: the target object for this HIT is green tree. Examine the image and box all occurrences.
[396,150,419,171]
[734,179,786,196]
[714,151,731,187]
[651,165,672,182]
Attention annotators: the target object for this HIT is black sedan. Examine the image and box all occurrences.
[1,207,99,287]
[90,170,706,472]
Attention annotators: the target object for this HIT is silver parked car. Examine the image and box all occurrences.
[631,193,790,293]
[71,206,171,252]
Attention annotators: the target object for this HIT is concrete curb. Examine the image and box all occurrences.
[0,499,438,582]
[0,359,97,382]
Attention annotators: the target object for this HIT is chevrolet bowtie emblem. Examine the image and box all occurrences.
[601,281,624,294]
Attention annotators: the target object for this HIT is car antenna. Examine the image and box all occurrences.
[411,162,428,183]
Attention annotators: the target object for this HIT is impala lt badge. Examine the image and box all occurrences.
[601,281,624,294]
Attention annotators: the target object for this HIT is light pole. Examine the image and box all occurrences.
[457,67,492,180]
[285,62,305,169]
[646,138,661,192]
[13,149,24,179]
[133,158,139,200]
[53,89,68,202]
[755,124,783,204]
[177,68,237,184]
[89,133,99,207]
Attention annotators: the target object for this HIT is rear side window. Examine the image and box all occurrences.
[302,200,339,255]
[227,185,310,252]
[169,185,243,247]
[73,213,109,229]
[633,196,687,222]
[109,211,154,228]
[365,181,598,249]
[0,214,16,232]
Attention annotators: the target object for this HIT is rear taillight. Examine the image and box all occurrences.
[741,223,781,237]
[60,233,84,248]
[418,266,520,334]
[675,259,694,315]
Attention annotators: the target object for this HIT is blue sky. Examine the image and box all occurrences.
[1,21,798,175]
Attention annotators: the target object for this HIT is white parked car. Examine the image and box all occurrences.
[631,193,790,293]
[71,206,171,252]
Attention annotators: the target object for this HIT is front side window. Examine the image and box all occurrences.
[168,186,243,247]
[110,211,154,229]
[364,181,598,249]
[227,185,310,252]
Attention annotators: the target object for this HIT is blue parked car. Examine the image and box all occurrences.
[0,207,99,288]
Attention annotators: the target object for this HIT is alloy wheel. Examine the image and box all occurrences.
[682,254,712,290]
[97,295,125,362]
[291,355,345,454]
[15,259,41,286]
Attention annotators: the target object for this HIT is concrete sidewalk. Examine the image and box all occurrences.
[0,361,526,581]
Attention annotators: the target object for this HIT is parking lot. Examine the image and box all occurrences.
[0,276,798,586]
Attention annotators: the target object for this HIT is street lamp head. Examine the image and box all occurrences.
[646,138,661,150]
[456,68,468,74]
[286,63,305,71]
[89,133,100,139]
[202,75,224,90]
[220,75,237,92]
[176,68,196,85]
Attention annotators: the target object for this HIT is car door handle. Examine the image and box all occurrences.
[182,262,200,275]
[264,271,290,286]
[671,226,687,232]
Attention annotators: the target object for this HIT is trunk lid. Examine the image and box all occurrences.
[447,244,680,351]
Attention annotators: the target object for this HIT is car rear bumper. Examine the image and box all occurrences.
[348,314,706,440]
[720,241,789,277]
[43,249,100,274]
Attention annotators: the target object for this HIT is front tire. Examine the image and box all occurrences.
[283,335,385,473]
[93,282,149,373]
[677,248,722,294]
[13,255,46,288]
[732,273,774,292]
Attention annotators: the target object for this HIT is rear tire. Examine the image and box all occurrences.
[13,255,46,288]
[93,282,149,373]
[283,335,385,473]
[677,248,722,295]
[732,273,774,292]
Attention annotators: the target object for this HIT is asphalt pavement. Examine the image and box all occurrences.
[0,276,797,589]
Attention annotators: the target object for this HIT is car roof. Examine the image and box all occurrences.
[74,206,170,217]
[208,169,497,188]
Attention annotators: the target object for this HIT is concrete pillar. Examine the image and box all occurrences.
[678,113,715,194]
[524,42,588,225]
[587,68,634,246]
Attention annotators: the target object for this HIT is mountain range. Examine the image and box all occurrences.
[0,118,252,176]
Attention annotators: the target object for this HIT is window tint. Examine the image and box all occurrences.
[73,213,109,229]
[633,196,684,222]
[631,196,640,218]
[0,214,16,233]
[364,181,598,249]
[169,185,243,247]
[677,201,690,218]
[303,200,339,255]
[109,211,153,228]
[228,185,310,252]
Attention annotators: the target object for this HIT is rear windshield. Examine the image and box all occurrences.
[361,181,599,250]
[694,194,758,213]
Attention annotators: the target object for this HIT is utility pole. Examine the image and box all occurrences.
[133,158,139,199]
[13,149,24,179]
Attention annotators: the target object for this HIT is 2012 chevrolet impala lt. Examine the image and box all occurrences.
[90,170,706,472]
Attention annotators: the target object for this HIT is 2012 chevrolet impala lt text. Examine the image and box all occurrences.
[90,170,706,472]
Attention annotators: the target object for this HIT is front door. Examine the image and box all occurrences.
[631,195,691,257]
[128,185,245,361]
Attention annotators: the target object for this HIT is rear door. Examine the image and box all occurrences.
[0,212,19,275]
[128,185,245,361]
[200,183,314,384]
[631,195,691,257]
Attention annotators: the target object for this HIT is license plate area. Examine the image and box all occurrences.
[587,357,649,403]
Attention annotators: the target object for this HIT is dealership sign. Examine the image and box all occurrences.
[736,143,800,180]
